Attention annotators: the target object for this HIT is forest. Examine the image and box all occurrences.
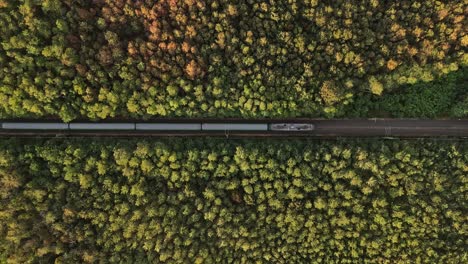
[0,138,466,263]
[1,1,466,263]
[0,0,466,120]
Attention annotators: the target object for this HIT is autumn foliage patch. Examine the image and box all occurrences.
[0,0,466,120]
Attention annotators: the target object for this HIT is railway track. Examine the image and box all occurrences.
[0,119,467,138]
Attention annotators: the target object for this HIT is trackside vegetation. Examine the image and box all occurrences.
[0,138,466,263]
[346,66,468,118]
[0,0,466,120]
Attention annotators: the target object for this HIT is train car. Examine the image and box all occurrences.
[269,123,315,131]
[202,123,268,131]
[1,122,69,130]
[136,123,201,130]
[69,123,135,130]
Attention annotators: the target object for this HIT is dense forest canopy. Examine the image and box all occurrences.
[1,2,466,263]
[0,138,466,263]
[0,0,466,120]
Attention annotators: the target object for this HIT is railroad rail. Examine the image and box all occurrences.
[0,119,467,138]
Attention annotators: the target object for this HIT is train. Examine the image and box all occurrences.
[0,122,315,132]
